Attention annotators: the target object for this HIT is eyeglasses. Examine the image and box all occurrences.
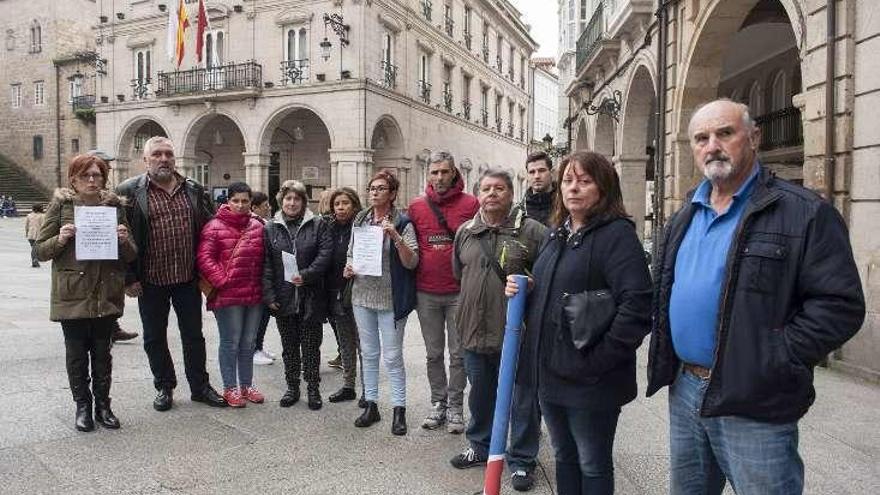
[77,173,104,182]
[367,186,390,193]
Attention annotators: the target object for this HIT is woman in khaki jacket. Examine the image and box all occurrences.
[24,203,45,267]
[35,154,137,432]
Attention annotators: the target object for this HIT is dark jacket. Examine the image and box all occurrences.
[35,189,138,322]
[115,173,215,284]
[518,216,652,409]
[517,186,554,227]
[647,167,865,423]
[262,209,333,323]
[325,216,353,295]
[453,208,546,354]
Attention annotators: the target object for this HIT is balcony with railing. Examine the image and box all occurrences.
[605,0,654,40]
[519,127,525,142]
[156,61,262,99]
[444,15,454,37]
[575,3,618,78]
[280,59,309,85]
[442,88,453,112]
[481,44,489,63]
[506,122,514,138]
[462,101,471,120]
[496,54,503,73]
[480,108,489,127]
[495,116,503,133]
[421,0,432,21]
[130,78,152,100]
[71,94,96,110]
[380,60,397,89]
[418,80,432,104]
[755,106,803,151]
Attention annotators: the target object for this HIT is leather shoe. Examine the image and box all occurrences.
[391,406,407,436]
[191,385,228,407]
[355,401,380,427]
[328,387,356,403]
[307,386,322,410]
[279,388,300,408]
[95,401,120,429]
[111,327,139,343]
[358,395,368,408]
[75,401,94,432]
[153,388,173,412]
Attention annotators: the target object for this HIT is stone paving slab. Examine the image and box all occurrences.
[0,216,878,494]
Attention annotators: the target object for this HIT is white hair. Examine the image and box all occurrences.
[142,136,175,158]
[687,98,756,138]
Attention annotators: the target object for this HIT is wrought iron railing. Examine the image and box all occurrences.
[519,127,525,142]
[755,106,803,150]
[280,59,309,85]
[130,78,151,100]
[462,101,471,120]
[495,116,503,133]
[496,54,503,73]
[156,60,261,97]
[576,2,605,73]
[421,0,432,21]
[508,67,515,81]
[444,15,454,37]
[71,94,95,110]
[442,89,453,112]
[464,31,472,50]
[481,109,489,127]
[506,122,514,138]
[418,80,432,104]
[380,60,397,88]
[481,44,489,63]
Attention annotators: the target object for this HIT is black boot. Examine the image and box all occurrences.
[307,385,323,410]
[91,335,118,428]
[75,401,94,432]
[391,406,407,436]
[95,399,120,429]
[358,395,368,408]
[355,401,380,427]
[328,387,356,403]
[279,387,300,408]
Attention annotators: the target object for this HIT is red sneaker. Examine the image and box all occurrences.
[242,386,265,404]
[223,387,246,408]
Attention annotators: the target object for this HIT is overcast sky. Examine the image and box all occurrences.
[511,0,559,59]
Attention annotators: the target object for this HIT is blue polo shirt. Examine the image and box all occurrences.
[669,165,759,368]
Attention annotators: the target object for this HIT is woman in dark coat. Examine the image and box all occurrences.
[262,180,333,410]
[506,151,652,495]
[36,154,137,432]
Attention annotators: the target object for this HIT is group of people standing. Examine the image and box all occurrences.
[34,98,866,495]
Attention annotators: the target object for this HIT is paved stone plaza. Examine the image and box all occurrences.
[0,216,877,494]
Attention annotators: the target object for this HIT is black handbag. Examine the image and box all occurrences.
[561,289,616,350]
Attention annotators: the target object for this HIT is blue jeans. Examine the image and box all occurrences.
[139,280,209,393]
[462,350,501,457]
[352,305,407,407]
[669,370,804,495]
[540,400,620,495]
[213,304,262,390]
[508,381,541,472]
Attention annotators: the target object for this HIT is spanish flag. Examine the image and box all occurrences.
[166,0,190,67]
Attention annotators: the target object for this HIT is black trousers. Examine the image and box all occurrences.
[61,317,114,405]
[138,280,209,393]
[275,313,323,390]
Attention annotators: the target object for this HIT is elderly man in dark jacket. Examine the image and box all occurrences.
[116,136,226,411]
[647,99,865,495]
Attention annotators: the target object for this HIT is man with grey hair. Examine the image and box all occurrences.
[117,136,227,411]
[408,150,479,434]
[648,99,864,494]
[449,168,545,475]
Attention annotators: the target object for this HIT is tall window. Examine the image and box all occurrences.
[418,52,431,103]
[69,75,83,101]
[133,48,151,98]
[496,35,503,71]
[508,46,515,79]
[285,27,308,62]
[771,70,787,111]
[463,6,472,44]
[205,30,225,68]
[10,84,21,108]
[382,31,394,65]
[33,80,44,106]
[442,64,452,111]
[748,81,763,117]
[579,0,588,34]
[482,20,489,62]
[30,20,41,53]
[33,135,43,160]
[567,0,576,49]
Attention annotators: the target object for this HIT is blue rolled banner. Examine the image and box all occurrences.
[483,274,528,495]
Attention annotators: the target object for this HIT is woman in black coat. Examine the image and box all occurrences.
[506,151,652,495]
[263,180,333,410]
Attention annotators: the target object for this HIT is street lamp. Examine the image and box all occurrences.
[586,89,623,122]
[321,13,350,77]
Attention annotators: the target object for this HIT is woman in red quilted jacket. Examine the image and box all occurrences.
[197,182,266,408]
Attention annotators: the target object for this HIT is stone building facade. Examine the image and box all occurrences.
[562,0,880,380]
[0,0,99,193]
[94,0,536,206]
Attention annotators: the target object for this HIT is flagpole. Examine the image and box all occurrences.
[483,274,528,495]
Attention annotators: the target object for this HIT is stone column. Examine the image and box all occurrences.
[176,156,196,181]
[243,153,270,193]
[109,158,131,188]
[329,148,374,197]
[614,154,649,240]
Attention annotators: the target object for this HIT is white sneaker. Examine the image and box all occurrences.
[262,347,277,359]
[253,350,274,365]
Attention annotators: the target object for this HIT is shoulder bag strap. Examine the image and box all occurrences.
[477,231,506,282]
[425,197,455,237]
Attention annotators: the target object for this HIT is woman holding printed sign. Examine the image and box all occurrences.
[35,154,137,432]
[505,152,652,495]
[197,182,266,408]
[344,170,418,436]
[262,180,333,410]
